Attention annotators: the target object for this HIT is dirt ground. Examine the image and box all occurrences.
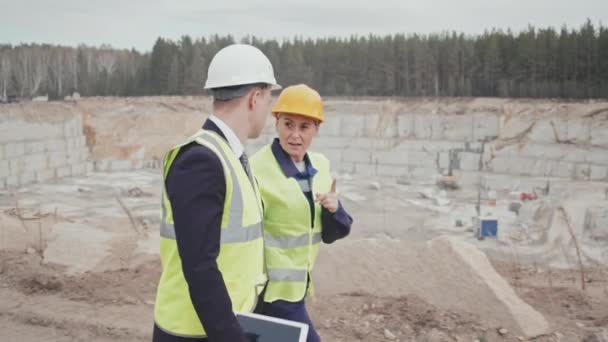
[0,249,606,341]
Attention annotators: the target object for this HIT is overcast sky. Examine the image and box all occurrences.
[1,0,606,52]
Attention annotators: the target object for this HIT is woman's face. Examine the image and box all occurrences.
[275,113,319,162]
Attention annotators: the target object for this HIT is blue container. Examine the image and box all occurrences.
[478,218,498,238]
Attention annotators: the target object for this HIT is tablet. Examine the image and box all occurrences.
[236,311,309,342]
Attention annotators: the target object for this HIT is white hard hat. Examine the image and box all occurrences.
[204,44,281,90]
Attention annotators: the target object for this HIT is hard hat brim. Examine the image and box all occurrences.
[272,111,324,123]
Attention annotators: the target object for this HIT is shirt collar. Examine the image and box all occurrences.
[271,138,318,179]
[208,115,244,157]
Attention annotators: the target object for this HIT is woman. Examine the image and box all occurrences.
[250,84,353,342]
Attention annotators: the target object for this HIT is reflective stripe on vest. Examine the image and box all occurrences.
[264,231,322,249]
[267,268,308,282]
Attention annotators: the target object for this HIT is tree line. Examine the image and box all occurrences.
[1,20,607,100]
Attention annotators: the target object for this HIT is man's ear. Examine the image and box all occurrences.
[246,88,259,110]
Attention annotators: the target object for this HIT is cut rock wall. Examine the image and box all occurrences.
[2,97,607,190]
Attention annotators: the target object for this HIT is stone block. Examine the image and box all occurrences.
[590,165,608,181]
[390,140,463,154]
[438,152,450,169]
[20,171,36,185]
[376,164,409,177]
[409,167,439,182]
[397,114,415,138]
[413,114,443,140]
[490,144,521,159]
[460,152,481,172]
[529,119,557,144]
[71,163,87,175]
[110,160,133,172]
[322,148,342,166]
[23,154,48,171]
[9,159,24,175]
[65,138,76,153]
[537,160,560,177]
[340,115,365,137]
[499,114,535,140]
[46,139,67,152]
[143,160,162,169]
[587,149,608,166]
[561,146,592,163]
[552,162,576,179]
[35,169,56,183]
[574,163,591,181]
[56,166,72,178]
[312,136,367,149]
[132,160,144,170]
[584,207,608,241]
[342,148,371,164]
[407,151,437,168]
[0,177,6,190]
[455,171,483,187]
[550,118,569,141]
[77,135,87,148]
[520,143,566,161]
[63,119,81,138]
[6,175,19,188]
[519,158,544,177]
[319,116,342,137]
[25,141,46,154]
[0,145,4,160]
[365,113,398,138]
[95,160,111,172]
[355,163,377,176]
[490,157,511,174]
[362,114,379,137]
[66,152,82,165]
[591,120,608,148]
[473,113,500,141]
[373,150,407,166]
[567,119,591,144]
[48,152,68,168]
[336,162,355,174]
[426,141,466,154]
[86,162,95,173]
[4,142,25,158]
[0,160,9,178]
[131,147,145,160]
[442,114,473,141]
[80,147,90,161]
[464,141,483,153]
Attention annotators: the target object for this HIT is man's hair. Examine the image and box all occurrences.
[211,83,269,102]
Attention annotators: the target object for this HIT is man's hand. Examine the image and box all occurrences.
[315,178,338,213]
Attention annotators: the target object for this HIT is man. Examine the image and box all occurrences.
[153,44,280,342]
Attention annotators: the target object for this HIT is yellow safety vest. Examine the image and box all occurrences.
[250,144,332,303]
[154,130,266,338]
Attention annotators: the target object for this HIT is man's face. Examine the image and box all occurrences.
[275,113,319,162]
[248,86,273,139]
